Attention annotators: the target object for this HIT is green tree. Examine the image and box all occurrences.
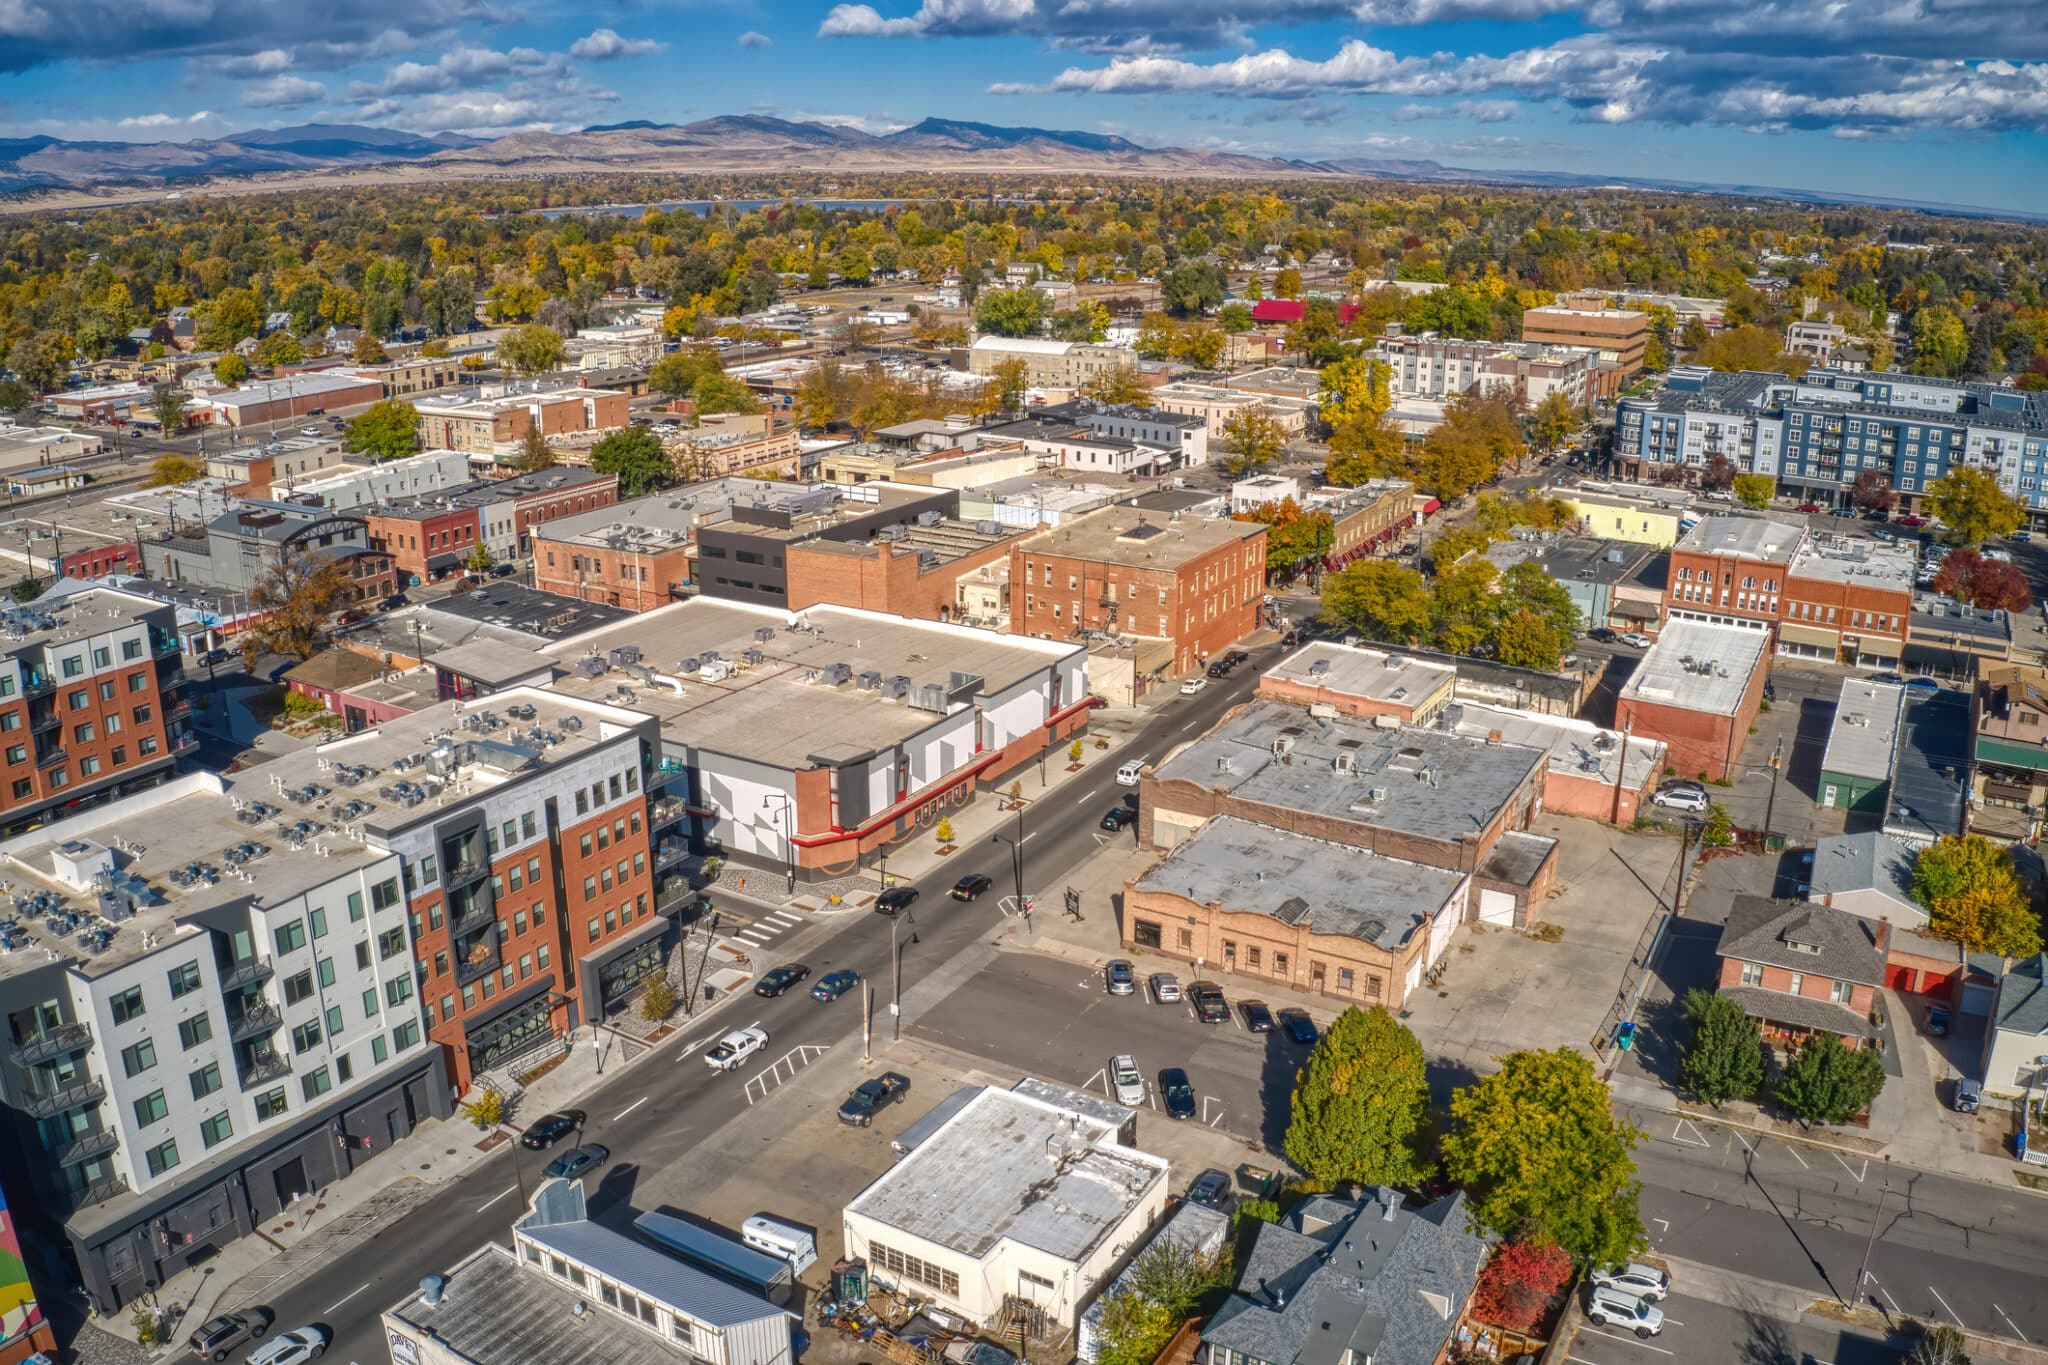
[1491,606,1566,670]
[1926,466,2025,547]
[0,378,31,413]
[1094,1293,1176,1365]
[498,323,565,377]
[1321,560,1432,643]
[1732,473,1776,509]
[150,386,187,434]
[1318,354,1392,430]
[1442,1048,1646,1266]
[975,288,1047,338]
[1283,1006,1431,1188]
[254,330,304,367]
[1531,391,1577,450]
[7,331,73,392]
[692,373,762,416]
[1218,301,1254,333]
[987,356,1030,415]
[1910,834,2044,958]
[194,287,262,352]
[1084,365,1149,406]
[590,426,671,496]
[465,541,493,572]
[1160,259,1225,317]
[1773,1032,1886,1127]
[650,346,723,399]
[511,424,556,472]
[143,452,204,487]
[1499,560,1580,641]
[213,353,249,386]
[1695,325,1809,376]
[1218,402,1288,477]
[1429,559,1500,655]
[343,400,421,461]
[1702,801,1734,847]
[1910,306,1969,378]
[1325,412,1410,486]
[1677,988,1767,1108]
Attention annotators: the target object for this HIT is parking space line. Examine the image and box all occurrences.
[1831,1151,1868,1181]
[1781,1141,1809,1169]
[1995,1305,2027,1341]
[1670,1118,1710,1147]
[1575,1326,1674,1355]
[1929,1286,1965,1328]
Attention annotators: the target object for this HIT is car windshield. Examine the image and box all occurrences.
[847,1085,882,1109]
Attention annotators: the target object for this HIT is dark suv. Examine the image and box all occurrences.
[1189,980,1229,1023]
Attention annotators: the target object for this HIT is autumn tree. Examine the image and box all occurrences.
[498,323,565,378]
[343,400,420,461]
[1851,469,1897,515]
[1932,548,2033,612]
[692,373,761,417]
[1732,473,1776,509]
[144,453,204,488]
[1414,391,1521,499]
[1702,454,1737,491]
[1237,498,1334,583]
[1284,1006,1431,1188]
[1774,1032,1886,1127]
[1927,466,2025,546]
[649,346,723,400]
[1442,1048,1646,1266]
[1909,306,1969,378]
[351,334,389,364]
[241,550,353,662]
[589,426,671,497]
[985,356,1030,416]
[1321,560,1432,643]
[194,287,261,352]
[511,424,556,472]
[1084,364,1148,406]
[796,358,853,430]
[1694,325,1809,376]
[213,353,249,386]
[1274,267,1303,300]
[1908,1323,1973,1365]
[1429,559,1500,655]
[253,330,304,367]
[1678,988,1767,1108]
[150,386,187,434]
[1218,402,1287,476]
[1317,353,1392,430]
[1910,834,2043,958]
[1530,390,1577,451]
[1325,412,1410,486]
[1470,1242,1573,1334]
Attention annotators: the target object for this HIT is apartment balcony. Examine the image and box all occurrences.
[455,951,500,987]
[167,699,193,722]
[649,796,687,828]
[11,1020,92,1067]
[68,1174,128,1211]
[655,840,690,870]
[236,1053,291,1090]
[227,1002,282,1041]
[172,733,200,755]
[452,897,496,935]
[35,746,65,770]
[21,1076,106,1118]
[151,631,182,658]
[53,1129,119,1168]
[219,957,273,991]
[21,673,52,698]
[28,709,59,734]
[443,857,489,891]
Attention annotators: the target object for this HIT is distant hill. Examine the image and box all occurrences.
[0,123,476,191]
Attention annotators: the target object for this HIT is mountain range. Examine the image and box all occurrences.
[0,116,2031,221]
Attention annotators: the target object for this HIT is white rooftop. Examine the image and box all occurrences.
[1820,678,1906,782]
[971,336,1075,355]
[1675,514,1804,565]
[1788,534,1918,590]
[1262,641,1454,709]
[1621,619,1770,716]
[1448,700,1668,791]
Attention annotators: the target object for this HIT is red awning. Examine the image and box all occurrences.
[1420,498,1443,517]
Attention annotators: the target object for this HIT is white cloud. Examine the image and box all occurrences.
[218,48,293,77]
[1395,99,1520,122]
[737,30,773,48]
[115,113,183,128]
[568,28,665,60]
[242,74,327,107]
[351,43,553,98]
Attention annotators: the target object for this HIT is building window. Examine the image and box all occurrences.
[190,1062,223,1099]
[1740,961,1764,986]
[201,1112,234,1149]
[276,921,306,955]
[1831,979,1855,1005]
[144,1139,180,1177]
[284,970,315,1005]
[870,1241,961,1297]
[168,960,202,997]
[291,1021,322,1053]
[133,1090,169,1126]
[110,986,145,1024]
[301,1066,332,1101]
[178,1015,212,1050]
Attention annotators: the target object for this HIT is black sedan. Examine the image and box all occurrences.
[542,1143,609,1180]
[950,874,992,902]
[1241,1001,1275,1033]
[1227,650,1249,665]
[875,887,920,915]
[519,1109,586,1150]
[1100,806,1135,832]
[1278,1008,1318,1045]
[1587,628,1618,644]
[1160,1067,1197,1119]
[753,963,812,997]
[838,1072,911,1126]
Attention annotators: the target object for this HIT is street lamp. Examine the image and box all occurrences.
[763,794,797,894]
[992,806,1029,930]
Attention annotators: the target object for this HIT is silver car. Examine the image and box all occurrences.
[1109,1053,1145,1106]
[1149,972,1182,1003]
[1591,1262,1669,1302]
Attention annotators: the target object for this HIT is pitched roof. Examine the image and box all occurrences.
[1202,1190,1485,1365]
[1805,831,1920,913]
[1995,954,2048,1036]
[1719,895,1886,986]
[1721,985,1880,1039]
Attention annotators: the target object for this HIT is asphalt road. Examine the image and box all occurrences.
[211,637,1288,1365]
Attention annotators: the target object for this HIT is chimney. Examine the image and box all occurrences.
[1486,730,1502,746]
[1875,917,1892,955]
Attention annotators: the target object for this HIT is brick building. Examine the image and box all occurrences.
[191,372,385,428]
[348,356,460,398]
[1663,514,1803,633]
[1520,304,1650,375]
[1716,895,1887,1050]
[666,415,802,480]
[532,494,698,611]
[1315,479,1417,570]
[1970,663,2048,843]
[58,540,140,580]
[1257,641,1456,725]
[447,466,619,560]
[414,387,631,461]
[1775,535,1916,669]
[1616,618,1772,781]
[1010,508,1267,677]
[363,501,485,585]
[786,520,1024,621]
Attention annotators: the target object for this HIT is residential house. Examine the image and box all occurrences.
[1983,954,2048,1099]
[1969,663,2048,843]
[1716,895,1888,1050]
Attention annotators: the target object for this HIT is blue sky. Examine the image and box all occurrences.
[1,0,2043,214]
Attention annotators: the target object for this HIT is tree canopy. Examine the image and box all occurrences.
[1910,834,2044,958]
[343,400,421,461]
[240,550,352,661]
[498,323,566,377]
[1218,402,1288,477]
[974,287,1046,338]
[1678,988,1767,1108]
[1283,1006,1432,1187]
[1773,1032,1887,1127]
[589,426,672,496]
[1927,467,2026,546]
[1932,548,2032,612]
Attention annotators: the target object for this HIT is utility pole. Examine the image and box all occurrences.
[1763,736,1785,841]
[1610,718,1633,825]
[1855,1155,1893,1316]
[993,807,1028,928]
[889,908,919,1042]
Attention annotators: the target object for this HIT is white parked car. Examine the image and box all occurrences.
[1180,677,1208,695]
[247,1328,329,1365]
[1116,761,1143,786]
[1619,632,1653,649]
[1653,787,1709,813]
[1591,1262,1670,1302]
[704,1026,770,1073]
[1109,1053,1145,1106]
[1587,1286,1665,1338]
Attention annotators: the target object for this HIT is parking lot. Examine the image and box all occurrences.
[1563,1288,1900,1365]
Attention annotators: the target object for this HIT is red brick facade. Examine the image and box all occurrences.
[535,537,694,612]
[366,505,484,584]
[785,538,1017,621]
[1011,529,1266,676]
[1715,955,1878,1049]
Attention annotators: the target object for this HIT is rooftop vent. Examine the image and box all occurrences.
[821,662,854,687]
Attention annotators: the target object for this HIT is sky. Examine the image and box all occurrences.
[1,0,2044,215]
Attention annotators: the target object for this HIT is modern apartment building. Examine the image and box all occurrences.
[0,589,196,837]
[1615,367,2048,516]
[1371,331,1621,406]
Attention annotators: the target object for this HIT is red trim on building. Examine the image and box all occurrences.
[792,752,1007,847]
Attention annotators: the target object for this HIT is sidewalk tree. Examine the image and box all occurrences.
[465,542,492,573]
[1442,1048,1646,1266]
[1471,1241,1573,1334]
[1910,834,2044,958]
[1909,1324,1972,1365]
[241,549,351,661]
[1284,1005,1432,1187]
[344,399,421,461]
[590,426,671,497]
[1702,454,1737,492]
[143,453,204,487]
[1219,401,1287,476]
[498,323,565,377]
[1325,411,1410,486]
[1317,354,1392,430]
[511,424,556,472]
[458,1089,505,1130]
[150,385,187,434]
[1927,466,2025,546]
[1678,988,1767,1107]
[638,979,678,1022]
[1321,560,1432,644]
[1732,473,1775,509]
[1773,1031,1885,1127]
[1851,470,1897,515]
[1237,497,1334,582]
[1531,391,1576,451]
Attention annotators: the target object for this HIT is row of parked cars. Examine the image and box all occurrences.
[1586,1261,1674,1338]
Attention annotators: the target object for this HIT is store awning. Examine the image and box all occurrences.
[1610,600,1661,622]
[1419,498,1443,517]
[1853,636,1903,660]
[426,552,463,573]
[1778,622,1840,649]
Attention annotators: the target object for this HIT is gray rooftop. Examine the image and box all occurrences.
[1996,954,2048,1037]
[1675,514,1804,564]
[1885,686,1970,843]
[1820,679,1906,782]
[1721,984,1879,1039]
[1261,642,1454,709]
[1788,535,1918,590]
[532,489,707,550]
[1154,700,1546,848]
[388,1245,695,1365]
[1135,816,1463,951]
[1019,505,1263,569]
[1720,895,1886,986]
[1806,831,1920,911]
[1483,535,1651,586]
[845,1083,1167,1263]
[1634,366,2048,437]
[0,585,165,654]
[1621,619,1770,716]
[430,581,635,639]
[1446,700,1667,792]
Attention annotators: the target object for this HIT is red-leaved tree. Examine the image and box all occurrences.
[1933,548,2034,612]
[1470,1241,1574,1333]
[1851,470,1897,514]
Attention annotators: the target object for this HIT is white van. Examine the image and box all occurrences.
[1115,761,1143,786]
[741,1215,818,1274]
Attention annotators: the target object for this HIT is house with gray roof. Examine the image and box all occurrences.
[1716,895,1888,1048]
[1804,831,1924,929]
[1203,1189,1486,1365]
[1983,954,2048,1099]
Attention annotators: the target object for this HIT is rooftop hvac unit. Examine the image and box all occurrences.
[560,715,582,732]
[1369,785,1390,803]
[699,649,722,662]
[881,675,911,701]
[912,683,948,712]
[916,509,943,527]
[700,659,734,683]
[609,645,641,666]
[1333,751,1355,773]
[574,656,608,679]
[1308,702,1339,719]
[755,626,776,643]
[1308,659,1330,678]
[1272,735,1295,759]
[677,655,701,674]
[856,670,883,691]
[822,662,854,686]
[741,648,765,666]
[974,519,1001,536]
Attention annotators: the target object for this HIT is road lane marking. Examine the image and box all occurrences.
[1995,1305,2027,1341]
[767,911,802,925]
[1670,1119,1710,1147]
[1929,1286,1965,1328]
[1083,1067,1107,1095]
[1575,1326,1674,1355]
[325,1283,373,1314]
[1781,1141,1809,1169]
[1831,1151,1867,1181]
[1730,1130,1756,1156]
[1651,1218,1668,1235]
[1180,719,1202,731]
[612,1096,648,1122]
[475,1185,519,1212]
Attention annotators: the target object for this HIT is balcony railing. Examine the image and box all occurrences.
[172,734,201,755]
[227,1002,282,1041]
[151,632,181,658]
[654,841,690,870]
[649,797,687,827]
[21,1076,107,1118]
[443,858,488,890]
[219,957,273,990]
[21,673,52,697]
[455,950,500,986]
[53,1129,120,1167]
[35,746,65,770]
[236,1053,292,1090]
[68,1174,128,1210]
[10,1021,92,1067]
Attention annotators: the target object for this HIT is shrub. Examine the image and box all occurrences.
[935,817,954,843]
[459,1088,505,1130]
[1471,1241,1574,1333]
[1070,737,1085,761]
[640,979,678,1022]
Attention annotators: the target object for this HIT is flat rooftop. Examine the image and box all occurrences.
[430,582,635,639]
[1155,699,1547,846]
[1019,505,1261,569]
[1675,514,1804,564]
[1262,641,1454,708]
[0,585,163,652]
[1484,535,1650,586]
[543,599,1080,771]
[845,1083,1165,1263]
[1137,815,1461,950]
[1821,679,1905,782]
[1564,480,1694,511]
[1447,700,1667,791]
[1789,535,1917,590]
[388,1243,694,1365]
[802,517,1022,564]
[1887,686,1971,842]
[205,371,376,408]
[1621,620,1770,716]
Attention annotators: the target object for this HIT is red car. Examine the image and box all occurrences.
[1897,515,1928,527]
[1797,502,1823,513]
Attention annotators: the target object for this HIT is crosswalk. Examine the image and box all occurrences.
[729,908,806,948]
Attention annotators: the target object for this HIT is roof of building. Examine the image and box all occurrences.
[1446,700,1667,793]
[798,516,1023,565]
[1995,954,2048,1037]
[1674,514,1804,564]
[1620,619,1770,716]
[1222,366,1327,399]
[1563,480,1696,513]
[284,649,389,694]
[1154,699,1546,848]
[1261,642,1455,710]
[1806,831,1921,909]
[430,582,635,638]
[1979,663,2048,718]
[202,371,381,409]
[0,585,166,652]
[447,466,617,507]
[1124,488,1228,516]
[844,1082,1166,1264]
[1476,829,1556,888]
[970,336,1077,355]
[1720,894,1886,986]
[388,1244,700,1365]
[1203,1190,1485,1365]
[1033,398,1207,430]
[1820,679,1906,782]
[541,599,1082,772]
[1632,367,2048,436]
[1720,984,1879,1039]
[1885,686,1971,843]
[1017,505,1263,569]
[1136,816,1462,951]
[1909,594,2013,646]
[1484,535,1652,586]
[1788,534,1917,590]
[1081,1202,1231,1358]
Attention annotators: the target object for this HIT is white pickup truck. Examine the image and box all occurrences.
[704,1026,770,1073]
